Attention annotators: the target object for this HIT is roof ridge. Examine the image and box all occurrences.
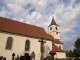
[0,16,43,29]
[0,16,54,40]
[50,44,65,54]
[54,44,65,51]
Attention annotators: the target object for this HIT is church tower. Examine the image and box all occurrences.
[48,16,60,39]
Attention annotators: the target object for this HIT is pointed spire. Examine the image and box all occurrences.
[51,16,57,25]
[50,15,57,26]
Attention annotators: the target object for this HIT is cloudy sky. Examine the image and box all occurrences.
[0,0,80,50]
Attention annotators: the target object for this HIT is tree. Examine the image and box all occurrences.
[66,50,69,57]
[66,50,74,57]
[69,50,74,57]
[73,49,77,57]
[73,38,80,57]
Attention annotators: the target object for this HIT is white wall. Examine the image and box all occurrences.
[0,31,52,60]
[48,25,60,33]
[0,31,40,60]
[44,40,52,58]
[48,25,60,39]
[55,52,66,59]
[54,43,63,50]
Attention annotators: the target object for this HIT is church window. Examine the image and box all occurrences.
[6,37,13,50]
[50,27,52,30]
[59,46,61,49]
[56,27,57,30]
[25,40,30,51]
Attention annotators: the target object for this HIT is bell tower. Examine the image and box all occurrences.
[48,16,60,39]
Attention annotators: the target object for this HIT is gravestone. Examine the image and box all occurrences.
[0,56,3,60]
[20,53,31,60]
[12,53,15,60]
[45,56,52,60]
[3,57,6,60]
[31,52,35,60]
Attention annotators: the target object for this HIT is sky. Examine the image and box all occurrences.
[0,0,80,50]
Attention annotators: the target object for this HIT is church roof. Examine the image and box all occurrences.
[0,17,62,43]
[51,17,57,25]
[0,17,52,40]
[50,44,65,54]
[54,39,63,44]
[49,17,59,26]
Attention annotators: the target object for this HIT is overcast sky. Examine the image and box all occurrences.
[0,0,80,50]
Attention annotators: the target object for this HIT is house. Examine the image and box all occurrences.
[0,16,66,60]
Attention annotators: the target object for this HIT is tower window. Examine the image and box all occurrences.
[59,46,61,49]
[55,27,57,30]
[50,27,52,30]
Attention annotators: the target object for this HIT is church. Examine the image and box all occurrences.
[0,16,66,60]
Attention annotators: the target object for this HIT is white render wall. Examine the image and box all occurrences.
[54,52,66,59]
[0,31,52,60]
[44,40,52,58]
[54,43,63,50]
[48,25,60,39]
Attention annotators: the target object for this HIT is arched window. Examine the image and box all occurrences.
[50,27,52,30]
[25,40,30,51]
[55,27,57,30]
[6,37,13,50]
[56,32,58,34]
[59,46,61,49]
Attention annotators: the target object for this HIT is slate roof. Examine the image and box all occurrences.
[51,17,57,25]
[50,44,65,54]
[49,17,59,26]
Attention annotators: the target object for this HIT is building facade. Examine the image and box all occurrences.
[0,16,66,60]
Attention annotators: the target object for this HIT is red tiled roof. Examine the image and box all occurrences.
[0,17,54,40]
[0,17,63,44]
[50,44,65,54]
[54,39,63,44]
